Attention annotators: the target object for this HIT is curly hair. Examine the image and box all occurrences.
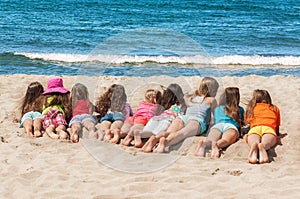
[95,84,127,118]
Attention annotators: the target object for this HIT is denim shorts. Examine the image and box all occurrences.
[178,115,207,135]
[100,112,125,123]
[20,111,42,127]
[69,114,97,127]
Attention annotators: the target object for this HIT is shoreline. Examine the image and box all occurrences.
[0,74,300,198]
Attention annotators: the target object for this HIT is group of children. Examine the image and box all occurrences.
[19,76,281,164]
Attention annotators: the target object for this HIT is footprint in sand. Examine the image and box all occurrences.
[227,170,243,176]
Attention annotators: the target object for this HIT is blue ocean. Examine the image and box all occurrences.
[1,0,299,77]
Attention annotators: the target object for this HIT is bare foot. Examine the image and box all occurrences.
[26,132,34,137]
[195,140,206,157]
[104,130,112,142]
[89,131,98,139]
[134,131,143,148]
[58,130,69,140]
[248,142,258,164]
[71,130,79,143]
[258,143,269,164]
[97,130,104,141]
[211,141,220,158]
[111,129,120,144]
[122,134,133,146]
[46,129,59,139]
[141,135,159,153]
[33,130,42,137]
[153,137,166,153]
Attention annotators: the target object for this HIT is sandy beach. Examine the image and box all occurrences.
[0,74,300,198]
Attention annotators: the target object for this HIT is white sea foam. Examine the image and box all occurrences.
[16,52,300,66]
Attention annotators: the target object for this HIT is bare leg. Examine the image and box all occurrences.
[258,143,269,164]
[211,141,220,158]
[70,122,81,143]
[261,133,277,150]
[166,120,200,147]
[22,119,34,137]
[100,121,112,140]
[206,128,222,158]
[133,130,143,148]
[141,135,159,153]
[103,129,112,142]
[247,133,260,164]
[33,118,43,137]
[258,133,277,164]
[120,122,133,145]
[130,124,144,148]
[96,128,105,141]
[122,130,134,146]
[195,139,206,157]
[248,143,259,164]
[110,121,124,144]
[56,125,68,140]
[45,124,59,139]
[120,122,132,135]
[153,137,166,153]
[216,129,238,149]
[141,119,183,153]
[211,128,238,158]
[83,120,98,139]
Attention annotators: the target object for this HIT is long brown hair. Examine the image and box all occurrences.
[157,83,187,115]
[219,87,241,127]
[245,89,273,122]
[70,83,94,114]
[95,84,127,118]
[43,92,71,121]
[19,82,44,117]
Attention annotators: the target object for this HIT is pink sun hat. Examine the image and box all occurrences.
[43,77,69,95]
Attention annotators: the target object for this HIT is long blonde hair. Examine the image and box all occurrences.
[144,89,162,104]
[190,77,219,103]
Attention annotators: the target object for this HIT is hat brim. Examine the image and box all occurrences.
[43,88,69,95]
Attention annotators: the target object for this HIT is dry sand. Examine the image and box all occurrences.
[0,74,299,198]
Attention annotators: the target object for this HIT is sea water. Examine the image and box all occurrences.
[0,0,299,77]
